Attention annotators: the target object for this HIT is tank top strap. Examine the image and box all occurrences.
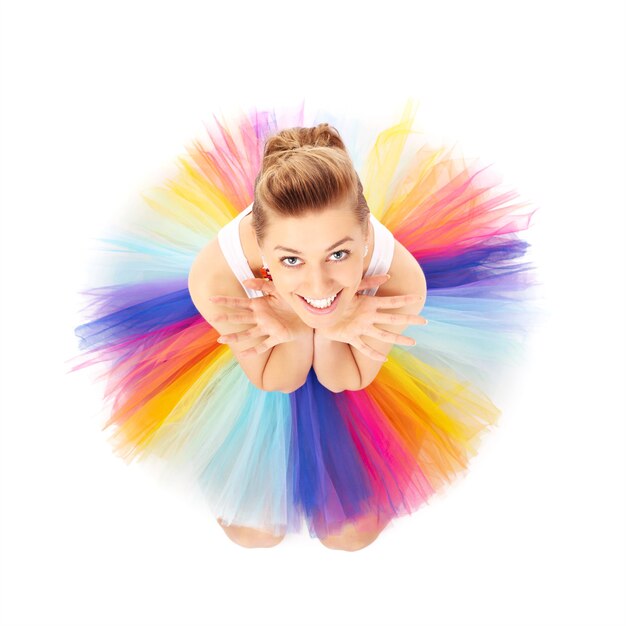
[216,203,266,298]
[360,213,395,296]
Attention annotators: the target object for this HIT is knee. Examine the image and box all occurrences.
[319,530,381,552]
[318,513,390,552]
[318,525,382,552]
[278,376,308,394]
[217,518,286,549]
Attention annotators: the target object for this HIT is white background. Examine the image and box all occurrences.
[1,1,624,625]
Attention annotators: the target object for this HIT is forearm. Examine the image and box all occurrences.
[312,332,362,393]
[262,326,314,393]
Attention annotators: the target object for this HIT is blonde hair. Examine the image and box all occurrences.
[252,123,369,245]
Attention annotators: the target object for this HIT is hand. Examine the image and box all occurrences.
[208,278,310,358]
[315,274,427,362]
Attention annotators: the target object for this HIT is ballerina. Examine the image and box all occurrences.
[70,101,539,551]
[188,122,428,549]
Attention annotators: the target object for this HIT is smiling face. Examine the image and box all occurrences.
[257,196,369,327]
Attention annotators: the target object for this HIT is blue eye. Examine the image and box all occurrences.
[279,249,352,268]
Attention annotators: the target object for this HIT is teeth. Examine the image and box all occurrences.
[302,292,338,308]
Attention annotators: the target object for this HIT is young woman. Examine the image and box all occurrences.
[188,124,428,549]
[71,104,537,552]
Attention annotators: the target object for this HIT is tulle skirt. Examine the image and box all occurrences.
[68,100,543,539]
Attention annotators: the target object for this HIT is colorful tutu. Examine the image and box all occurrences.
[67,101,542,539]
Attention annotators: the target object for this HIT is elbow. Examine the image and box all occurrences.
[281,371,310,393]
[320,380,363,393]
[259,378,284,393]
[279,383,304,394]
[267,382,306,394]
[324,385,364,393]
[262,374,309,394]
[343,375,367,392]
[314,368,365,393]
[321,383,344,394]
[315,375,347,394]
[263,382,297,394]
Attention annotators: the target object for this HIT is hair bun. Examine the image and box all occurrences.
[262,123,347,167]
[253,121,368,243]
[307,123,346,150]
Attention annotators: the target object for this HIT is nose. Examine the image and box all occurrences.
[302,268,338,298]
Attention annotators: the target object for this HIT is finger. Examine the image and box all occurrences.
[366,273,391,283]
[356,274,389,288]
[207,295,254,309]
[242,278,277,294]
[239,340,272,357]
[218,328,267,344]
[372,312,428,326]
[371,327,417,346]
[213,312,257,324]
[375,293,424,308]
[354,340,388,362]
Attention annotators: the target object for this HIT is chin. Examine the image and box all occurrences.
[300,316,333,329]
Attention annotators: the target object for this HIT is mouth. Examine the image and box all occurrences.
[296,289,343,315]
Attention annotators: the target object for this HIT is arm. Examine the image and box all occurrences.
[313,250,427,392]
[188,240,313,393]
[349,259,426,389]
[261,323,314,393]
[312,333,362,393]
[192,275,313,393]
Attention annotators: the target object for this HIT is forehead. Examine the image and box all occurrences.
[265,207,363,251]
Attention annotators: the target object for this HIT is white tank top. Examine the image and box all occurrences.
[217,203,395,298]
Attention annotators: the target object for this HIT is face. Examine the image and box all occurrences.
[258,196,369,327]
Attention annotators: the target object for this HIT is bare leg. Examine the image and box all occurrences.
[318,512,391,552]
[217,518,286,549]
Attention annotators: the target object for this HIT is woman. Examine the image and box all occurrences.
[188,123,428,550]
[71,105,534,552]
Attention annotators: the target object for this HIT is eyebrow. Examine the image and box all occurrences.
[274,236,355,255]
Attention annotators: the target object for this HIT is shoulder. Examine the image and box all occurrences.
[188,237,247,300]
[186,236,275,392]
[375,239,426,305]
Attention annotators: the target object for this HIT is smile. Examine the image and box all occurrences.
[297,289,343,314]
